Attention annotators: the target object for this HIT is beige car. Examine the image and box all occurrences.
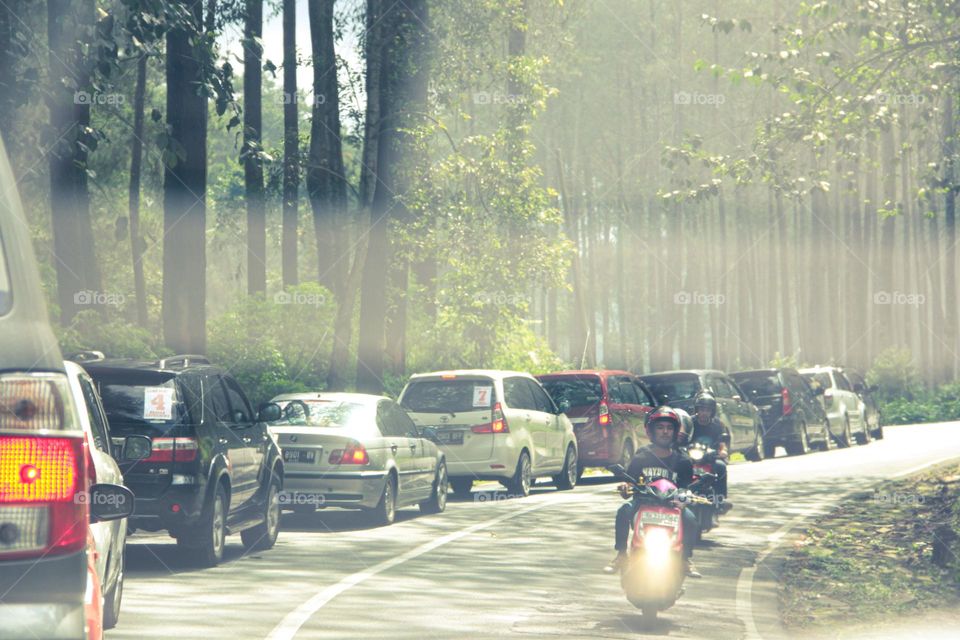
[268,393,448,526]
[398,370,579,498]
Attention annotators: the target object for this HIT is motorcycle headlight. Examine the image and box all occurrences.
[688,448,704,461]
[642,526,675,556]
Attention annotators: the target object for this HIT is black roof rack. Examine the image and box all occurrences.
[156,354,211,369]
[68,350,106,363]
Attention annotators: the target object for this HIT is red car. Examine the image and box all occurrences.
[536,371,658,477]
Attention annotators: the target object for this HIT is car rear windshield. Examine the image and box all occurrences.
[401,378,496,413]
[273,399,373,430]
[801,371,832,391]
[92,372,185,429]
[731,373,782,399]
[642,373,701,405]
[538,376,602,412]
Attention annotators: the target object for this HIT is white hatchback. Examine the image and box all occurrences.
[398,370,579,497]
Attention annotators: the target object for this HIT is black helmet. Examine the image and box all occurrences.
[694,392,718,417]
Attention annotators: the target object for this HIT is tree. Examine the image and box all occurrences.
[243,0,266,296]
[281,0,298,287]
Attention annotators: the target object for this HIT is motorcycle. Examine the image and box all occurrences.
[685,439,724,539]
[607,464,714,622]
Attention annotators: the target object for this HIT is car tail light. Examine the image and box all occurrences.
[471,402,509,434]
[781,388,793,415]
[0,373,78,432]
[143,437,198,463]
[823,390,833,407]
[329,443,369,465]
[598,401,611,426]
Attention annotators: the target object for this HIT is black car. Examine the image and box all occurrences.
[638,369,767,461]
[81,354,284,566]
[731,368,833,457]
[841,367,883,440]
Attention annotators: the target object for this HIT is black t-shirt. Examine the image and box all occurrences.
[690,416,731,448]
[626,445,693,489]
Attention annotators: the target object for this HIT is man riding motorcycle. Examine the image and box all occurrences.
[605,407,701,577]
[684,392,730,502]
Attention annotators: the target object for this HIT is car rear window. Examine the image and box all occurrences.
[273,399,373,429]
[538,376,602,412]
[92,372,185,429]
[641,373,701,405]
[801,371,832,391]
[401,378,496,413]
[731,373,782,399]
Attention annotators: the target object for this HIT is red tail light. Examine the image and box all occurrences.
[781,388,793,415]
[329,443,369,465]
[598,401,611,426]
[471,402,509,434]
[143,437,198,463]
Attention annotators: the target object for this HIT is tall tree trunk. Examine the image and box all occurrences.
[162,0,207,353]
[244,0,266,296]
[281,0,299,287]
[48,0,101,324]
[880,126,898,346]
[0,0,15,138]
[128,54,149,327]
[307,0,347,295]
[942,90,957,380]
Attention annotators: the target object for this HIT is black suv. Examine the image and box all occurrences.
[731,368,833,457]
[80,354,284,566]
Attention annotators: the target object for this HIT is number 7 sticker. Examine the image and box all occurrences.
[473,386,492,408]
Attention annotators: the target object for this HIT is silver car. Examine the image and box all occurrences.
[267,393,448,525]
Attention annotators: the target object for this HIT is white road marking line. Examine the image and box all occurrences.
[265,491,589,640]
[735,452,960,639]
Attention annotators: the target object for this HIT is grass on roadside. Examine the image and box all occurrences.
[779,463,960,629]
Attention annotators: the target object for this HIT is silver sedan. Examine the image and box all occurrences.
[267,392,449,525]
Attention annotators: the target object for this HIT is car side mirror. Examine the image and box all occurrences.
[258,402,282,423]
[122,435,152,461]
[89,484,135,522]
[732,395,742,402]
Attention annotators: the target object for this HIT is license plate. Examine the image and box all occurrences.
[640,511,680,528]
[436,431,464,445]
[284,449,317,464]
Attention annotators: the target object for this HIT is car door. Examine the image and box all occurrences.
[708,374,753,448]
[526,378,564,470]
[833,370,863,426]
[376,400,415,499]
[391,402,435,500]
[605,375,632,439]
[616,375,649,436]
[212,375,259,510]
[502,377,541,470]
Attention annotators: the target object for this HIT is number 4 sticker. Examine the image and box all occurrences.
[144,387,175,420]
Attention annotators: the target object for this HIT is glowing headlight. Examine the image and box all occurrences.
[643,526,674,555]
[688,448,704,461]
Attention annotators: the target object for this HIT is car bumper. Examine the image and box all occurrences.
[759,414,798,444]
[446,446,520,481]
[0,551,86,640]
[129,485,207,533]
[281,471,387,509]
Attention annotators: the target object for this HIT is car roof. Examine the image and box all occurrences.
[407,369,532,381]
[536,369,634,378]
[798,366,836,373]
[81,359,218,376]
[270,392,388,405]
[731,368,780,375]
[639,369,716,377]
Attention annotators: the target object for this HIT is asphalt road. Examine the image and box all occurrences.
[108,423,960,640]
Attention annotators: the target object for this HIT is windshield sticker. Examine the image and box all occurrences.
[473,386,492,408]
[144,387,174,420]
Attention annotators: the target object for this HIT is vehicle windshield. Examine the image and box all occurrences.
[94,375,183,428]
[731,373,782,399]
[801,372,833,391]
[642,374,701,405]
[538,376,602,412]
[272,399,373,429]
[400,379,496,413]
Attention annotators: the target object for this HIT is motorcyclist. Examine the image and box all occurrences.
[604,407,701,577]
[685,392,730,503]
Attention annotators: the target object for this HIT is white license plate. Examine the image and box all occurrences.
[640,511,680,528]
[436,431,464,445]
[284,449,317,464]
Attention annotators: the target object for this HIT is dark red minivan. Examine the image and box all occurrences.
[536,370,658,478]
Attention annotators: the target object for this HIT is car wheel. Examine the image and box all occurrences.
[241,471,281,551]
[450,477,473,497]
[553,446,578,491]
[746,427,766,462]
[786,422,811,456]
[371,474,397,526]
[856,414,872,444]
[181,483,227,567]
[420,461,449,515]
[102,550,124,630]
[619,440,634,469]
[821,420,836,450]
[873,423,884,440]
[762,441,778,459]
[576,464,586,481]
[841,414,854,447]
[509,451,532,497]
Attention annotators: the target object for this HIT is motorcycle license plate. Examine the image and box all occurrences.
[640,511,680,528]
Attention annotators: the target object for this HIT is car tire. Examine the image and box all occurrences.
[450,477,473,497]
[102,550,124,630]
[619,440,634,469]
[576,464,586,481]
[856,414,872,444]
[420,462,449,515]
[241,471,281,551]
[873,423,884,440]
[785,422,811,456]
[821,420,836,450]
[746,426,766,462]
[508,451,532,497]
[553,446,577,491]
[762,441,777,459]
[181,483,227,567]
[840,414,854,447]
[371,474,397,526]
